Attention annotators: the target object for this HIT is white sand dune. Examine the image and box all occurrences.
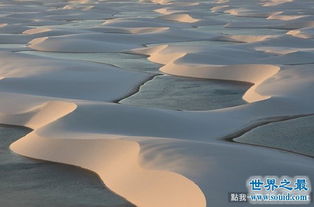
[11,133,206,207]
[28,36,138,52]
[133,44,280,102]
[27,28,215,52]
[214,34,276,43]
[0,52,150,101]
[154,7,177,15]
[161,63,280,103]
[158,13,200,23]
[210,5,230,13]
[261,0,293,7]
[287,27,314,39]
[224,8,275,18]
[23,28,52,35]
[254,46,314,55]
[267,13,307,21]
[0,0,314,207]
[149,0,170,5]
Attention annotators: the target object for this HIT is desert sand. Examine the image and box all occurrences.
[0,0,314,207]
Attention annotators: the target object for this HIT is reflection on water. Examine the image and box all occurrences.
[120,75,251,111]
[0,125,134,207]
[234,116,314,157]
[18,51,160,73]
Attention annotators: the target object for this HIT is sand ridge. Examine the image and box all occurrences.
[0,0,313,207]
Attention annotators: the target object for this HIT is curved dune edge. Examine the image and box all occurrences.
[149,0,170,5]
[0,23,8,28]
[0,101,77,128]
[159,13,200,23]
[161,63,280,103]
[261,0,293,7]
[214,35,277,43]
[28,37,49,46]
[287,30,308,39]
[267,13,306,21]
[6,100,206,207]
[286,28,314,39]
[254,46,298,55]
[10,133,206,207]
[133,45,280,103]
[23,28,52,35]
[224,8,274,18]
[154,8,177,15]
[127,27,170,34]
